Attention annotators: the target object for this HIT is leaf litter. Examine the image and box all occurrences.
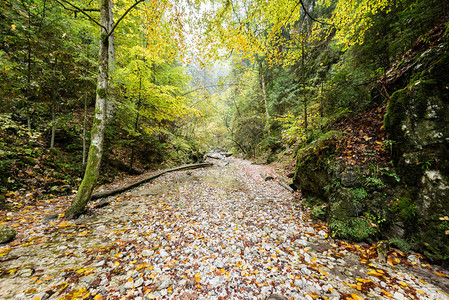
[1,158,449,299]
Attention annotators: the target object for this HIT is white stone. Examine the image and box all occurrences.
[141,249,154,257]
[159,249,169,258]
[393,292,406,300]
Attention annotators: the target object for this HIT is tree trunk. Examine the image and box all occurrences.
[50,95,55,149]
[82,94,87,165]
[26,6,32,131]
[106,0,115,119]
[65,0,110,219]
[108,0,115,67]
[261,72,270,131]
[50,57,58,149]
[129,76,142,171]
[258,60,270,133]
[303,94,308,130]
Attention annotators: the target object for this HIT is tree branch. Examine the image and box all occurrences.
[298,0,334,27]
[107,0,145,37]
[55,0,104,29]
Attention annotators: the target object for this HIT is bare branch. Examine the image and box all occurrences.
[298,0,334,27]
[107,0,145,37]
[55,0,104,29]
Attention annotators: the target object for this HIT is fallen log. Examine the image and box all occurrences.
[90,162,213,201]
[277,181,295,193]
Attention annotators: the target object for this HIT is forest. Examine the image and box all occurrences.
[1,0,449,298]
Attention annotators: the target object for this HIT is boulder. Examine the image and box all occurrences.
[0,225,16,243]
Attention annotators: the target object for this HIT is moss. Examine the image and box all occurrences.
[384,89,407,142]
[389,237,411,253]
[97,88,106,99]
[390,197,420,240]
[65,144,101,219]
[0,225,16,243]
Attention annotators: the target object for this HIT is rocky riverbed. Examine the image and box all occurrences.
[0,158,448,299]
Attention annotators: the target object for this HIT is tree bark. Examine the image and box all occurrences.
[258,61,270,133]
[65,0,109,219]
[261,72,270,130]
[82,94,87,165]
[129,76,142,171]
[50,95,56,149]
[106,0,115,119]
[50,57,58,149]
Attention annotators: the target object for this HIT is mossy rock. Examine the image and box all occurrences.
[0,225,16,244]
[418,221,449,265]
[383,42,449,264]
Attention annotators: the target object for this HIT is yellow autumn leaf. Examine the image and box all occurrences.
[350,294,364,300]
[76,268,87,274]
[434,271,448,278]
[58,221,71,228]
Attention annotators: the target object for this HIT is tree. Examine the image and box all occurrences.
[62,0,144,219]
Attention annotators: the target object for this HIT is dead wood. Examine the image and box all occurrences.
[90,162,213,201]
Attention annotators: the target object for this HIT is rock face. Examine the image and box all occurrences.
[384,41,449,262]
[293,39,449,264]
[0,225,16,244]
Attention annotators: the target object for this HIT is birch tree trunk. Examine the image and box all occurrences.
[106,0,115,119]
[65,0,109,219]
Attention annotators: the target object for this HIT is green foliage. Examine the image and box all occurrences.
[311,206,327,221]
[364,176,386,190]
[393,198,418,222]
[389,0,447,55]
[330,217,378,241]
[323,178,341,194]
[350,188,368,201]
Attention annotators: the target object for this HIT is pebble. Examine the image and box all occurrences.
[159,249,169,258]
[134,277,144,288]
[124,281,134,289]
[19,268,33,277]
[95,260,105,267]
[393,292,407,300]
[79,275,95,285]
[157,277,172,290]
[141,249,154,257]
